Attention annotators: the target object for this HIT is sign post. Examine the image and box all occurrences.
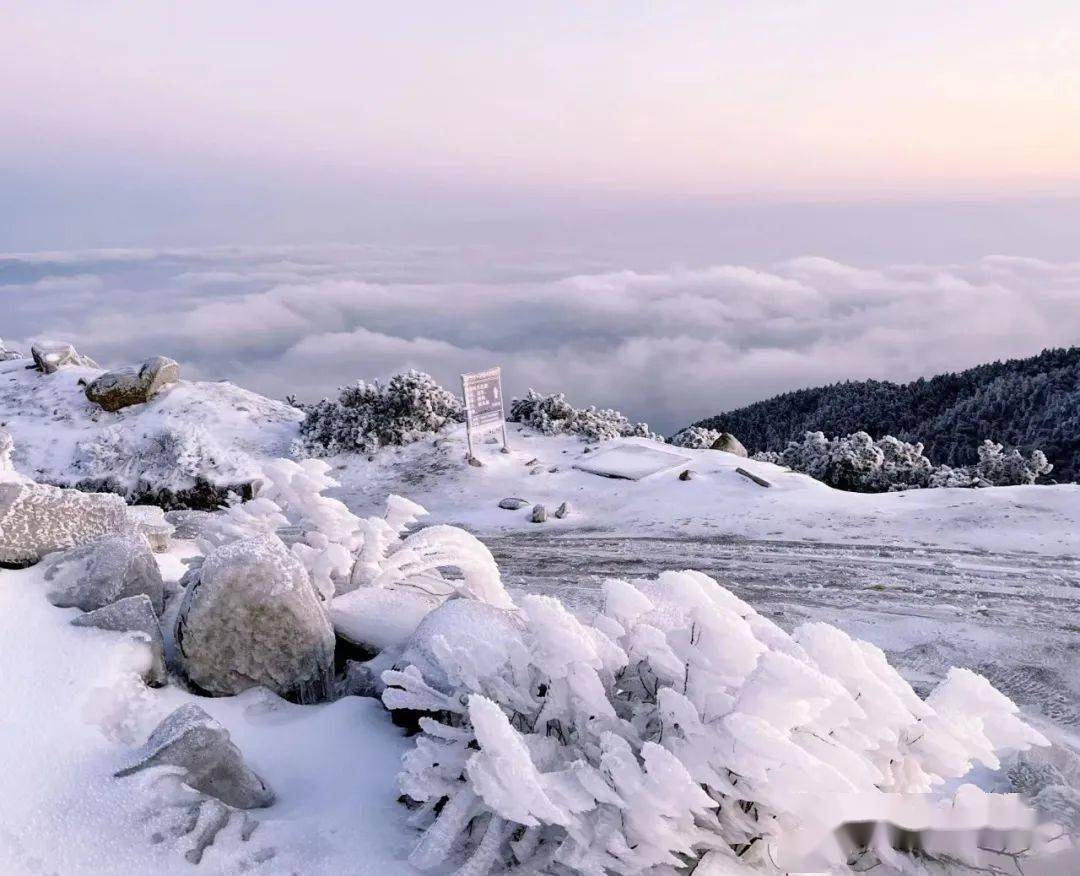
[461,367,508,462]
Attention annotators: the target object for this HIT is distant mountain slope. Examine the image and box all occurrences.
[693,347,1080,482]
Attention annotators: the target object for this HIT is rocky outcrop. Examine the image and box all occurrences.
[0,480,130,567]
[71,594,167,686]
[43,530,164,614]
[116,704,274,809]
[175,535,335,701]
[85,356,180,412]
[710,432,748,457]
[31,341,98,373]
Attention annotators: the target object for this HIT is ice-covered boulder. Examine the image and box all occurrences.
[43,530,164,614]
[710,432,748,457]
[71,594,167,686]
[30,340,98,373]
[126,504,174,552]
[175,534,335,701]
[116,704,274,809]
[85,355,180,412]
[0,480,130,566]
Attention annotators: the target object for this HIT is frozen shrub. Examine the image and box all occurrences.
[296,371,464,456]
[755,431,1052,492]
[974,439,1053,486]
[508,389,661,442]
[668,426,720,449]
[200,458,509,609]
[383,569,1047,874]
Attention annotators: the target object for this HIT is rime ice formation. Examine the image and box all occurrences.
[175,534,335,701]
[43,530,164,614]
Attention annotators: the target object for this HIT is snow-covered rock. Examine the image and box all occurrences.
[710,431,748,456]
[115,704,274,809]
[30,340,98,373]
[42,530,164,614]
[125,504,174,553]
[174,534,335,701]
[498,497,529,510]
[530,503,547,523]
[0,339,23,361]
[0,480,131,567]
[84,356,179,412]
[70,594,167,686]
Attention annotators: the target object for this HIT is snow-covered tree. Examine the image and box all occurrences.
[669,426,721,449]
[755,431,1052,492]
[508,389,661,442]
[296,371,464,456]
[974,439,1053,486]
[382,569,1048,874]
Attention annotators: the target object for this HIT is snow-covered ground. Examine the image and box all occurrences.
[3,372,1080,873]
[329,424,1080,557]
[0,559,420,875]
[0,357,301,501]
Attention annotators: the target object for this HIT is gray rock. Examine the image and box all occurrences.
[467,455,483,468]
[525,458,539,466]
[71,595,167,686]
[498,497,530,510]
[531,504,547,523]
[85,356,180,412]
[116,704,274,809]
[31,341,98,373]
[529,466,544,475]
[710,432,748,457]
[678,469,696,481]
[548,466,559,473]
[0,481,130,567]
[175,534,335,701]
[554,501,570,519]
[43,530,164,614]
[735,466,772,488]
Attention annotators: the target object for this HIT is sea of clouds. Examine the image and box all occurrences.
[2,243,1078,433]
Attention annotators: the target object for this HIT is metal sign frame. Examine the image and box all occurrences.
[461,366,509,460]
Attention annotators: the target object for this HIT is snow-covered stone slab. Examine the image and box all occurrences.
[30,340,98,373]
[115,703,274,809]
[126,504,174,552]
[0,481,131,566]
[43,530,164,614]
[71,594,167,686]
[573,442,691,481]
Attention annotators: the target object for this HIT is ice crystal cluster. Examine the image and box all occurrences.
[382,569,1047,874]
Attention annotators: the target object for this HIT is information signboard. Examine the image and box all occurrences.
[461,366,508,459]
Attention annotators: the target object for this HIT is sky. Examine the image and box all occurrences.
[2,2,1079,427]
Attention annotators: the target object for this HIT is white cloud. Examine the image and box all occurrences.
[3,245,1078,433]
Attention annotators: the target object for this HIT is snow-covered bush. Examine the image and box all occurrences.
[974,439,1053,486]
[668,426,721,449]
[382,569,1048,874]
[508,389,661,442]
[200,457,508,610]
[296,371,464,456]
[756,431,1052,492]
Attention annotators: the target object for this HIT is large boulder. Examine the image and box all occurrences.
[42,530,164,614]
[115,703,274,809]
[71,594,167,686]
[710,432,748,457]
[175,535,335,701]
[85,355,180,412]
[31,341,98,373]
[0,480,130,567]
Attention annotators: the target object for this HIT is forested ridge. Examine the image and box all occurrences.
[693,347,1080,482]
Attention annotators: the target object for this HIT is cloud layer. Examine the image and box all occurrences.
[2,245,1077,433]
